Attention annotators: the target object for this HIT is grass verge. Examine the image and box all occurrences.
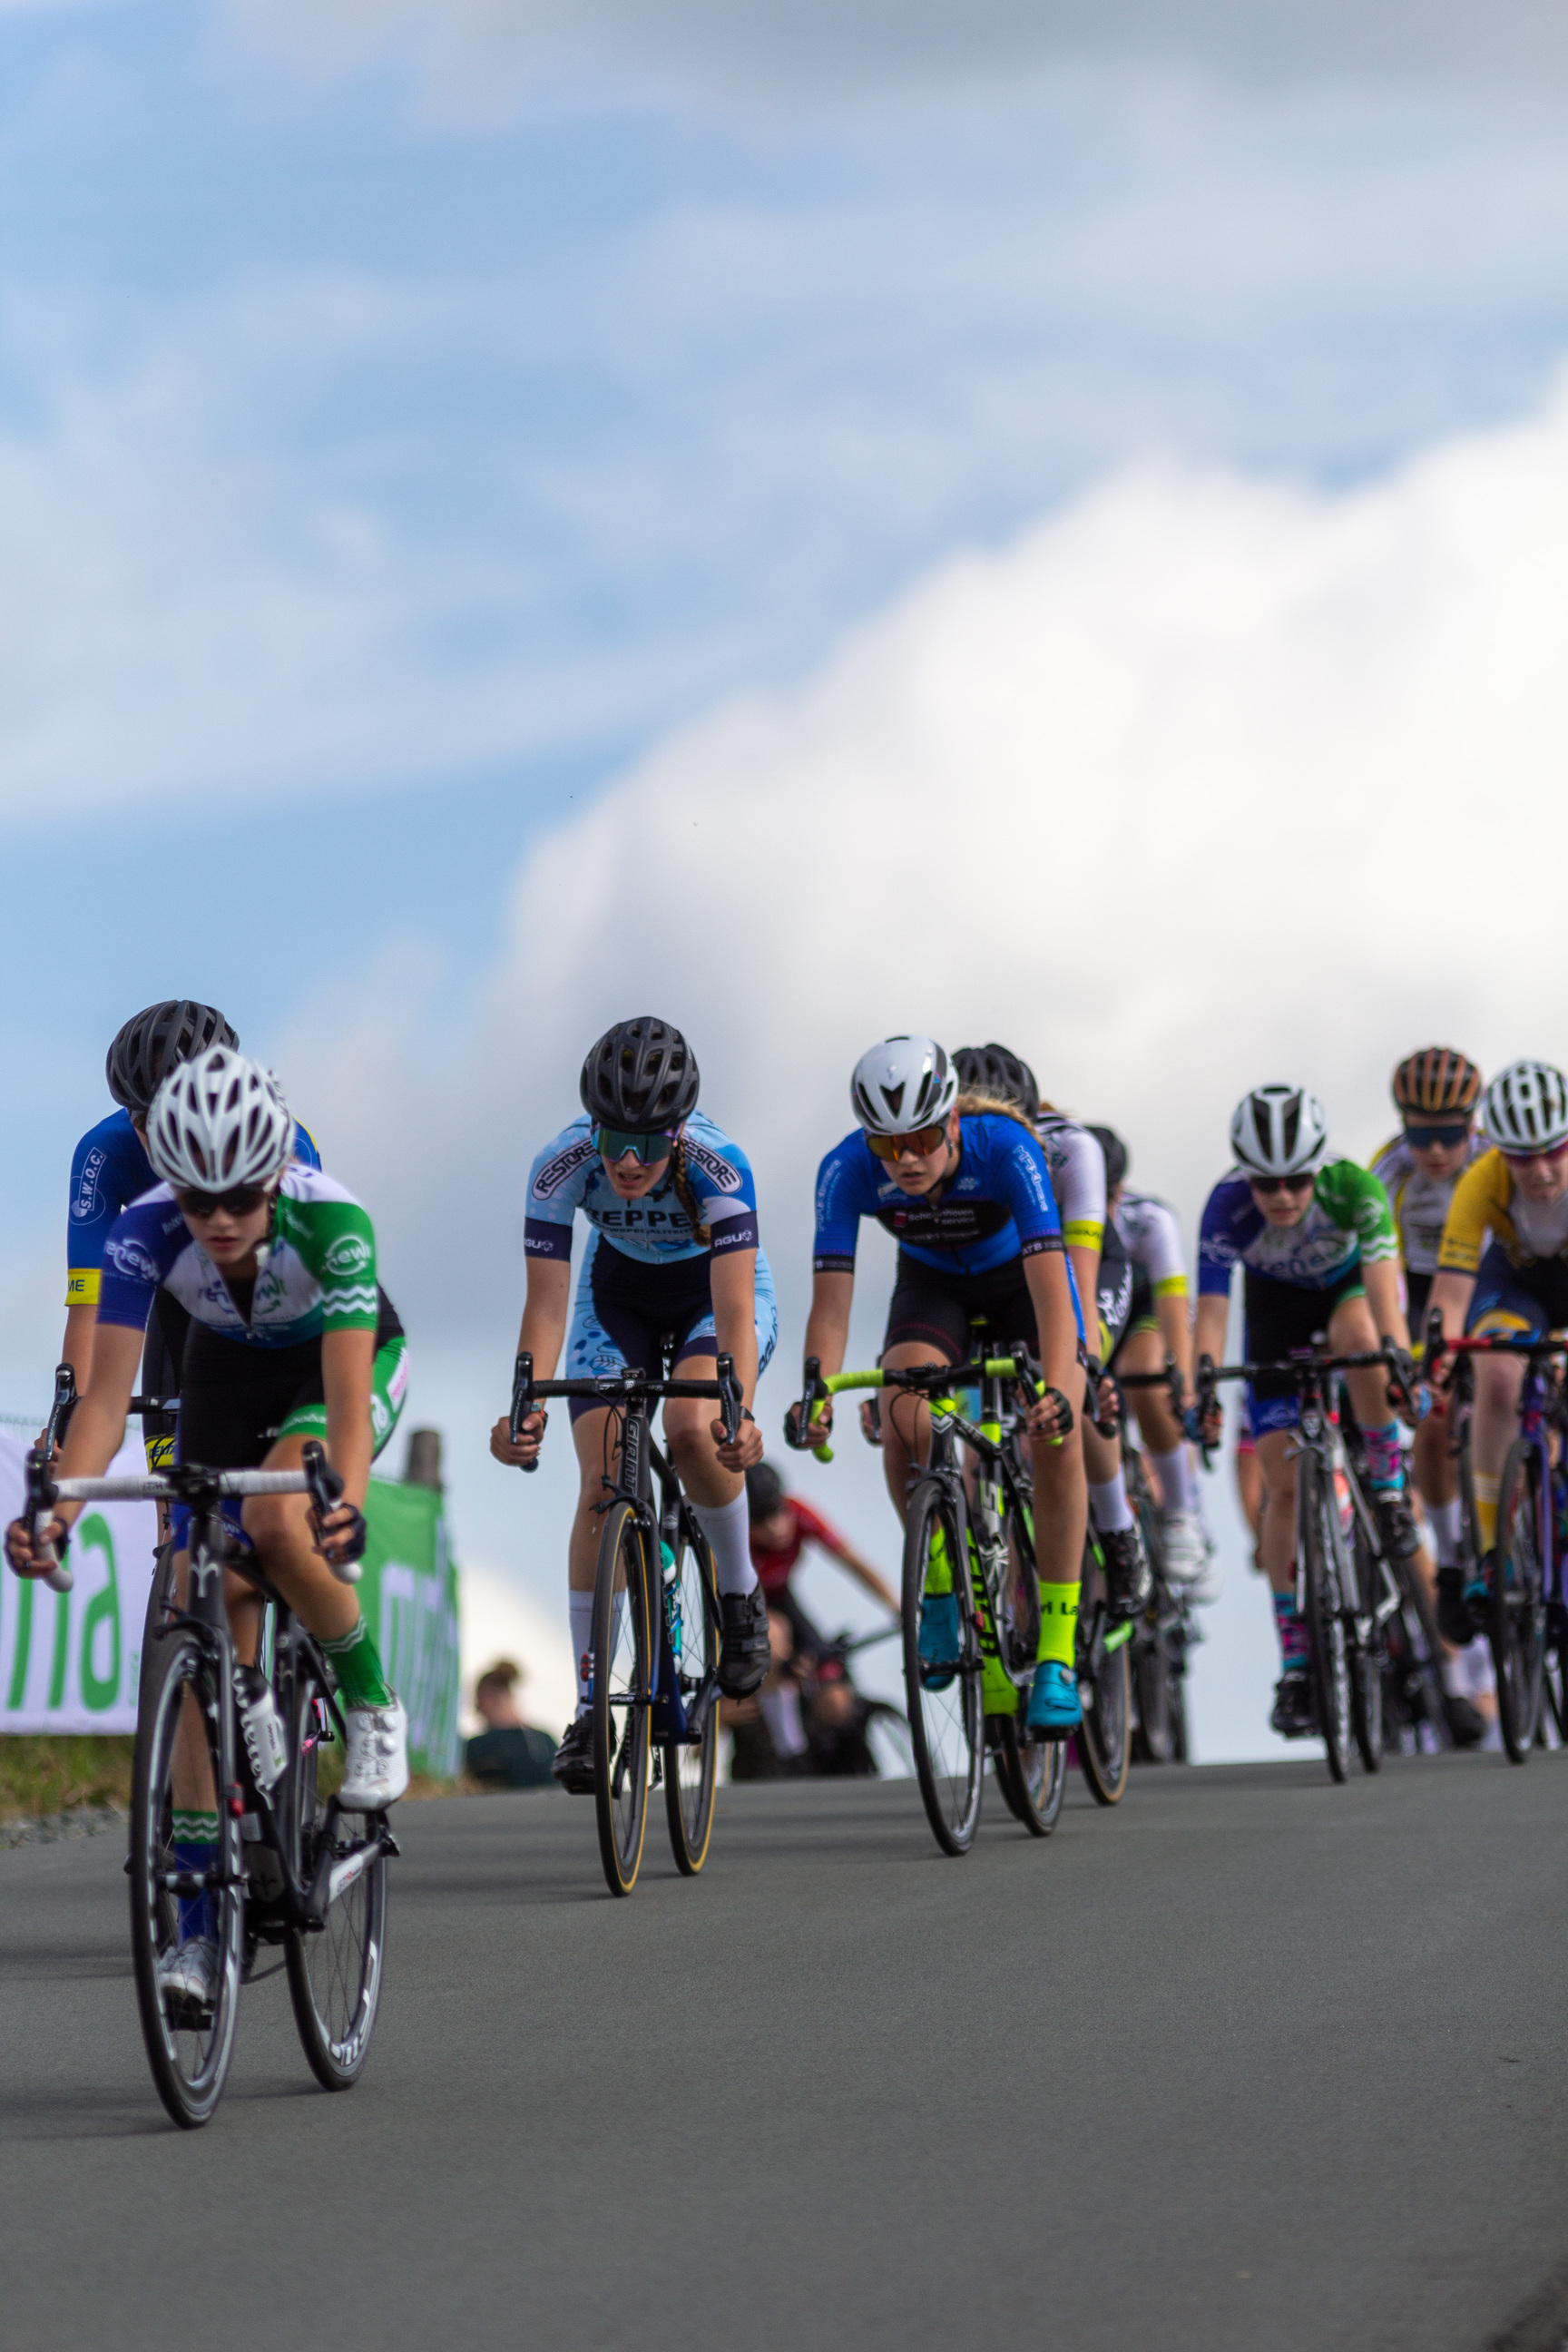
[0,1735,136,1822]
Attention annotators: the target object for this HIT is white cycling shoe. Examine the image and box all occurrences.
[1162,1511,1222,1603]
[338,1698,409,1809]
[159,1936,220,2026]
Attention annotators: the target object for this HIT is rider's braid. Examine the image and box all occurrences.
[671,1135,711,1246]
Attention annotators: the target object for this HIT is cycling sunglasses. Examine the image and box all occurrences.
[175,1183,272,1219]
[593,1125,679,1164]
[867,1123,947,1162]
[1501,1140,1568,1167]
[1403,1122,1471,1149]
[1248,1172,1317,1197]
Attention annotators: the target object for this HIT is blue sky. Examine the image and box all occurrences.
[5,0,1568,1749]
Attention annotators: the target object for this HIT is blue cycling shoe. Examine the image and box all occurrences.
[1026,1660,1081,1738]
[917,1593,961,1691]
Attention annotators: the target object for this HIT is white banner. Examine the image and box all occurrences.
[0,1428,158,1733]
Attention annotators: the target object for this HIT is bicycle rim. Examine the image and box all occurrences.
[1494,1440,1546,1764]
[995,1504,1041,1686]
[996,1716,1065,1835]
[593,1501,652,1895]
[1302,1475,1352,1783]
[1350,1531,1383,1775]
[284,1666,387,2090]
[902,1482,983,1855]
[663,1524,720,1876]
[1077,1618,1132,1806]
[129,1629,243,2129]
[1132,1626,1176,1765]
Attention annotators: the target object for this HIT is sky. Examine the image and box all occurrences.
[3,0,1566,1754]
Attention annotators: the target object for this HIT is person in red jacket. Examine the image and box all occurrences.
[742,1461,898,1769]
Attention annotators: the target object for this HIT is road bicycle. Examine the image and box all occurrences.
[796,1346,1070,1854]
[1115,1363,1200,1766]
[38,1362,181,1710]
[21,1440,395,2129]
[1195,1341,1416,1783]
[509,1348,740,1896]
[1425,1318,1568,1765]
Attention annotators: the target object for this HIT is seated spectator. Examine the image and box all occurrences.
[465,1660,558,1789]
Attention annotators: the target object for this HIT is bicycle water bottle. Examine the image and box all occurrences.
[234,1664,288,1792]
[1333,1465,1356,1544]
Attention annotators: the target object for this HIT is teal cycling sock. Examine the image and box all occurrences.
[1272,1592,1309,1671]
[320,1614,393,1710]
[1363,1423,1404,1492]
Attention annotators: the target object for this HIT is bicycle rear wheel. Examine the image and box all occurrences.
[1349,1525,1384,1775]
[1076,1618,1132,1805]
[283,1658,387,2090]
[902,1479,983,1855]
[1301,1468,1353,1783]
[1493,1439,1546,1764]
[663,1522,720,1876]
[996,1716,1066,1834]
[129,1626,243,2129]
[593,1501,653,1895]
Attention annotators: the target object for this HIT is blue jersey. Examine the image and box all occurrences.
[813,1114,1064,1279]
[66,1106,320,1311]
[524,1111,762,1269]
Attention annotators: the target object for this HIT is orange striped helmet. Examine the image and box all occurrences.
[1391,1047,1482,1119]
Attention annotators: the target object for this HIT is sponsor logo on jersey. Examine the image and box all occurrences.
[324,1232,372,1279]
[681,1137,743,1195]
[105,1234,161,1284]
[71,1147,108,1224]
[387,1348,410,1406]
[533,1138,599,1200]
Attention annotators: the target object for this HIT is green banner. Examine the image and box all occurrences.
[359,1477,461,1779]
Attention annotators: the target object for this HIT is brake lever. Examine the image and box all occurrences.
[24,1441,72,1593]
[511,1350,539,1475]
[716,1352,742,1446]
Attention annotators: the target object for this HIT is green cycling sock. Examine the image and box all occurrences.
[320,1614,393,1710]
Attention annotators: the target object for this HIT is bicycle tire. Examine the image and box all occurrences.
[994,1502,1041,1687]
[1301,1465,1353,1783]
[662,1522,720,1876]
[129,1626,243,2129]
[1076,1547,1132,1806]
[283,1660,387,2090]
[1349,1522,1384,1775]
[593,1501,653,1896]
[1387,1562,1450,1753]
[996,1716,1066,1834]
[902,1479,983,1855]
[1132,1624,1176,1764]
[1493,1438,1546,1765]
[134,1536,178,1721]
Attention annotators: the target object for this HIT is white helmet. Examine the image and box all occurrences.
[1481,1059,1568,1153]
[146,1045,293,1191]
[849,1035,958,1135]
[1230,1083,1328,1178]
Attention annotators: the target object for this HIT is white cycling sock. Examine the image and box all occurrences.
[569,1592,593,1715]
[759,1684,808,1759]
[1152,1444,1200,1516]
[1088,1471,1134,1536]
[1426,1496,1462,1568]
[692,1492,757,1597]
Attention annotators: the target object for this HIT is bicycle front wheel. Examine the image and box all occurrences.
[1301,1468,1353,1783]
[593,1501,653,1896]
[996,1717,1066,1834]
[129,1627,243,2130]
[902,1480,983,1855]
[1076,1546,1132,1806]
[1494,1440,1547,1764]
[283,1661,387,2091]
[663,1522,720,1876]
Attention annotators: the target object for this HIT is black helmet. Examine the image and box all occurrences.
[953,1043,1039,1122]
[580,1017,700,1130]
[106,1001,239,1116]
[746,1461,785,1520]
[1089,1124,1128,1192]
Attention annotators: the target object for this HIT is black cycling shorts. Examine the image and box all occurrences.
[568,1248,719,1425]
[139,1291,190,1468]
[1095,1225,1134,1368]
[177,1287,406,1469]
[883,1251,1039,1365]
[1243,1265,1364,1436]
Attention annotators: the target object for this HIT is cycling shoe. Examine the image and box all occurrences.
[1269,1666,1318,1740]
[1100,1525,1152,1621]
[917,1592,961,1691]
[719,1586,771,1698]
[1442,1691,1486,1749]
[1025,1660,1082,1739]
[1436,1566,1475,1649]
[550,1713,596,1794]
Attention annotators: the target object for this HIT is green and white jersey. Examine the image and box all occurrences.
[1197,1158,1399,1297]
[98,1165,381,1349]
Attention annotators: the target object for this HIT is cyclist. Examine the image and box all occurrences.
[792,1034,1090,1735]
[1192,1083,1416,1739]
[1426,1059,1568,1641]
[952,1045,1151,1620]
[63,999,318,1469]
[1089,1124,1215,1601]
[7,1046,409,2012]
[742,1460,897,1770]
[1369,1046,1488,1739]
[488,1017,774,1794]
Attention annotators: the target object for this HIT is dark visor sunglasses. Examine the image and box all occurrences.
[1402,1122,1471,1150]
[593,1125,679,1164]
[1249,1172,1316,1197]
[867,1123,948,1162]
[175,1184,272,1219]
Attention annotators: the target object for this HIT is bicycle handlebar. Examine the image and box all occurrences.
[797,1349,1048,1464]
[508,1350,741,1472]
[19,1442,341,1589]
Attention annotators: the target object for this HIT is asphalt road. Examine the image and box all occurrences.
[5,1754,1568,2352]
